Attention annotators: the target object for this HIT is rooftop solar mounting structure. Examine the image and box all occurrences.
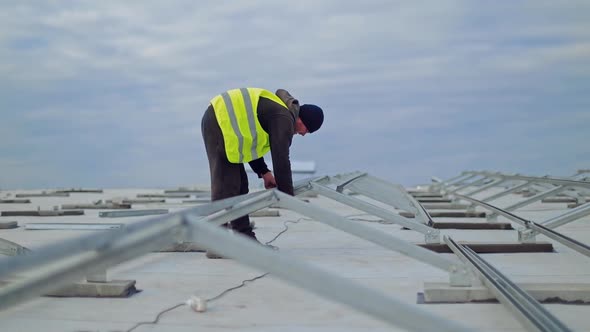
[1,170,589,332]
[455,193,590,256]
[427,170,590,258]
[444,236,574,332]
[293,172,441,243]
[0,188,472,332]
[423,169,590,331]
[433,171,590,220]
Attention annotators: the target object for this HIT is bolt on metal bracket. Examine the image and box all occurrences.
[518,229,537,244]
[425,230,440,244]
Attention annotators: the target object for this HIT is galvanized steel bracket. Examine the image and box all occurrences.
[518,228,537,243]
[424,229,440,244]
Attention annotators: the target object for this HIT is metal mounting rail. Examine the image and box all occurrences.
[486,185,568,221]
[454,194,528,228]
[431,172,477,190]
[444,236,573,332]
[438,171,470,184]
[0,189,472,332]
[430,170,590,207]
[294,177,478,282]
[470,172,590,190]
[0,238,31,256]
[334,172,368,193]
[454,194,590,258]
[481,180,533,202]
[296,175,439,242]
[271,191,465,279]
[329,172,433,225]
[524,222,590,257]
[541,203,590,230]
[294,173,440,243]
[463,177,508,197]
[444,175,492,194]
[309,182,437,235]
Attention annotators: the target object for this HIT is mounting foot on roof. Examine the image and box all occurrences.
[45,269,138,298]
[422,282,590,304]
[0,221,18,230]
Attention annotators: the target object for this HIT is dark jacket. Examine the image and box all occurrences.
[248,89,299,195]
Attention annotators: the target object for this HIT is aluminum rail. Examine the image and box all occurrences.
[187,213,473,332]
[334,172,369,193]
[454,194,590,258]
[302,174,436,229]
[444,236,572,332]
[0,190,277,277]
[470,172,590,190]
[438,172,478,188]
[428,172,476,193]
[454,194,528,228]
[294,177,467,278]
[0,190,473,332]
[524,222,590,257]
[0,216,184,310]
[474,171,590,198]
[466,172,580,202]
[482,180,532,202]
[308,182,439,242]
[293,176,325,195]
[486,185,568,221]
[0,191,280,308]
[444,175,491,194]
[439,171,470,184]
[272,191,470,285]
[327,173,432,225]
[463,177,507,197]
[541,203,590,230]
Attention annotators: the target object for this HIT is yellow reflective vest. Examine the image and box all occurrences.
[210,88,288,163]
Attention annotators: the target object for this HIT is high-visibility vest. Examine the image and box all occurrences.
[210,88,288,163]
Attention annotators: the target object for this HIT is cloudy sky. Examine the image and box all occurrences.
[1,1,589,189]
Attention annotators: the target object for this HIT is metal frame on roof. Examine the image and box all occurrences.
[0,188,473,332]
[445,236,573,332]
[295,172,440,243]
[431,171,590,219]
[423,170,589,331]
[433,170,589,189]
[430,170,590,256]
[454,194,590,258]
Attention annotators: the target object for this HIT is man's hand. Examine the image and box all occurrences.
[262,172,277,189]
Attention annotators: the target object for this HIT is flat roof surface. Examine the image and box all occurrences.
[0,183,589,331]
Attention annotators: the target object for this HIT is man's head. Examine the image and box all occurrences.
[295,104,324,136]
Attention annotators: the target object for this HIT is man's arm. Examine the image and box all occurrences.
[248,158,270,178]
[248,158,277,189]
[268,113,295,195]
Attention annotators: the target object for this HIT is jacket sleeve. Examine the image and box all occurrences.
[268,112,295,196]
[248,157,270,178]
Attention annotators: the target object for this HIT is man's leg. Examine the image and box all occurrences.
[201,106,257,258]
[202,105,242,209]
[229,164,256,238]
[202,106,252,227]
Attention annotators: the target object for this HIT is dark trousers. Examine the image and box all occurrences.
[201,105,253,235]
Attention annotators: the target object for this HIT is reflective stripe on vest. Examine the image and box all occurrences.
[210,88,287,163]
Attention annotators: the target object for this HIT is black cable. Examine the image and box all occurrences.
[124,216,305,331]
[125,303,186,332]
[264,217,310,245]
[207,273,269,302]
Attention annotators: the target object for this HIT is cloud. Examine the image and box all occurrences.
[0,1,589,189]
